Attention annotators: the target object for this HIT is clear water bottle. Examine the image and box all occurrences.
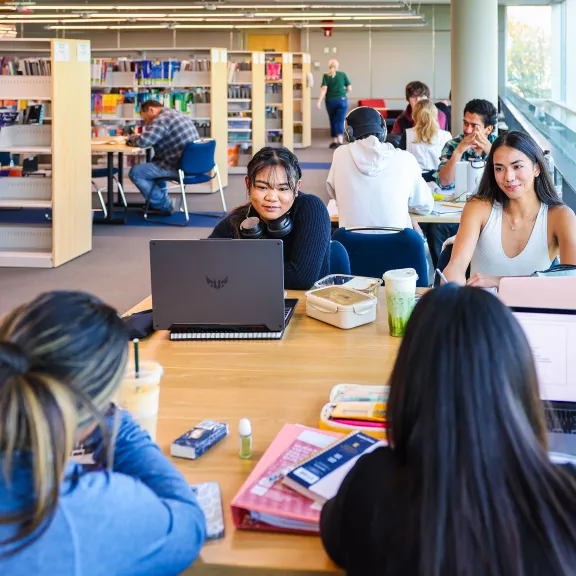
[543,150,562,199]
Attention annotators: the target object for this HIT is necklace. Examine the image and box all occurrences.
[503,208,539,232]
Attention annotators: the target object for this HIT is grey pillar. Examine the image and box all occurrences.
[451,0,498,129]
[498,5,507,99]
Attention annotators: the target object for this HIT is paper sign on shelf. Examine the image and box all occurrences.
[77,43,90,63]
[212,49,219,64]
[54,42,70,62]
[260,53,266,64]
[221,49,227,61]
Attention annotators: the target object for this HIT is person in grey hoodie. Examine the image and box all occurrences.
[327,106,434,230]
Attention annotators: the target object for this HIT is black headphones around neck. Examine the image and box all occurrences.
[239,205,293,239]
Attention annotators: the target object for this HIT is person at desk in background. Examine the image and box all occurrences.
[316,60,352,149]
[400,98,452,175]
[427,98,499,267]
[127,99,199,216]
[390,81,447,142]
[326,106,433,231]
[443,130,576,288]
[209,147,330,290]
[0,291,206,575]
[321,285,576,576]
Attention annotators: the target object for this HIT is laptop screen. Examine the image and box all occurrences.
[512,308,576,403]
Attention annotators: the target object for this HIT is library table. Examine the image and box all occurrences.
[329,205,464,226]
[124,288,417,575]
[91,139,147,224]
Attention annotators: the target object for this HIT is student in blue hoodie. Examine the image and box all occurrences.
[0,291,206,575]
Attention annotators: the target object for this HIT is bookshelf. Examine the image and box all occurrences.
[89,48,228,192]
[292,53,312,149]
[264,53,294,151]
[227,50,265,175]
[0,39,91,268]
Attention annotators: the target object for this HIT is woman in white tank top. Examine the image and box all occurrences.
[443,131,576,288]
[402,99,452,170]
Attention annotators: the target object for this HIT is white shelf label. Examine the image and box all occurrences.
[212,49,219,64]
[54,42,70,62]
[221,49,227,62]
[77,43,90,63]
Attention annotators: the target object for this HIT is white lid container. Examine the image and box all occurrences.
[313,274,383,298]
[305,286,377,330]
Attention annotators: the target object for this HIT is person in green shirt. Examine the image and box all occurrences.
[317,60,352,149]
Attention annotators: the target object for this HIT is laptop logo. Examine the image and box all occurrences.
[206,275,228,290]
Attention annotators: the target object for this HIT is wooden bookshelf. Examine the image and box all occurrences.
[293,53,312,149]
[264,53,294,151]
[89,47,228,192]
[227,51,265,175]
[0,39,91,268]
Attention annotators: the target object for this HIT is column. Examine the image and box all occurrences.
[566,0,576,109]
[451,0,498,128]
[497,5,507,99]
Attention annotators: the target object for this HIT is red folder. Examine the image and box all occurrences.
[231,424,342,534]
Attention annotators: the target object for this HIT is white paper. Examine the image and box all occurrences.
[220,49,227,62]
[77,43,90,63]
[212,49,219,64]
[54,41,70,62]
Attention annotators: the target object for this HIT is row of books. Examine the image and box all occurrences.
[226,61,251,83]
[265,62,282,81]
[0,104,45,127]
[228,85,251,99]
[91,58,211,86]
[0,57,51,76]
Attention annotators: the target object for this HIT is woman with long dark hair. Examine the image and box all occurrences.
[443,130,576,287]
[321,285,576,576]
[209,146,331,290]
[0,291,206,574]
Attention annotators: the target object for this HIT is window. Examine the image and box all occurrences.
[507,6,552,99]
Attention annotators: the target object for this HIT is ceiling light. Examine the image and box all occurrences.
[302,23,363,27]
[365,22,426,27]
[284,14,422,20]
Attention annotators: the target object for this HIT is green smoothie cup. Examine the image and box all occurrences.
[383,268,419,337]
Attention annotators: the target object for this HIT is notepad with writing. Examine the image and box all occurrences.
[283,431,385,504]
[230,423,342,534]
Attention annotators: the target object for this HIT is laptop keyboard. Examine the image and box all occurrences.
[546,409,576,434]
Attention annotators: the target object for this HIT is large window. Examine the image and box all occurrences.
[507,6,552,99]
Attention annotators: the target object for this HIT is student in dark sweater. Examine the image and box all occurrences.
[210,147,331,290]
[321,285,576,576]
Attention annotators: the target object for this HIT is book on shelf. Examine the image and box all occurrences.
[230,423,342,534]
[0,57,51,76]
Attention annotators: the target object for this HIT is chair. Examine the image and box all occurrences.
[0,152,10,167]
[91,166,127,219]
[145,138,226,227]
[358,99,388,119]
[332,227,428,287]
[330,240,351,275]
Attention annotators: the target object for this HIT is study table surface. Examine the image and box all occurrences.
[125,289,411,575]
[329,206,464,225]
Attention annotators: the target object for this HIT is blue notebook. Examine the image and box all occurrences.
[282,431,385,503]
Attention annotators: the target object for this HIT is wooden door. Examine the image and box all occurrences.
[247,34,289,52]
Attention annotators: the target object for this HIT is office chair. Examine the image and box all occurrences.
[144,138,226,227]
[330,240,351,275]
[332,227,428,287]
[91,166,127,219]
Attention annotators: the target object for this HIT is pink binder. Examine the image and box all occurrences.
[499,277,576,310]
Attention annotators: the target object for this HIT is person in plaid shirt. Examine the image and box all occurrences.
[127,100,199,215]
[426,99,498,266]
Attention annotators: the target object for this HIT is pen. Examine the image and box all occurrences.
[441,202,463,209]
[435,268,449,285]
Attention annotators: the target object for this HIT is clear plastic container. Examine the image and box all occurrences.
[305,286,377,330]
[314,274,383,298]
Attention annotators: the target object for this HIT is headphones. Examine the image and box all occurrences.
[344,106,387,143]
[239,205,293,239]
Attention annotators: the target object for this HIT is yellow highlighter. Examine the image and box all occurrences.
[330,402,386,423]
[432,193,444,201]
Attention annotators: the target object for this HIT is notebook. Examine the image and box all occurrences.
[230,424,342,534]
[283,431,385,504]
[150,239,298,340]
[191,482,225,540]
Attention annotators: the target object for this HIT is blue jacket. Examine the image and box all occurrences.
[0,410,206,575]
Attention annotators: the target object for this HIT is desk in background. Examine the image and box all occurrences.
[124,289,415,575]
[91,139,148,224]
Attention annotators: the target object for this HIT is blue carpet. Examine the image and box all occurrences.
[0,208,224,227]
[299,162,332,170]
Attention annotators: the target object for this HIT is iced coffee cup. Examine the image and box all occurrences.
[115,361,163,441]
[383,268,418,337]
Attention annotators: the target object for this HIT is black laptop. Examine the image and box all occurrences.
[512,307,576,455]
[150,239,297,340]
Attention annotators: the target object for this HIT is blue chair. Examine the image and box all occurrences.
[91,166,126,219]
[332,227,428,287]
[0,152,10,167]
[145,138,226,227]
[330,240,351,275]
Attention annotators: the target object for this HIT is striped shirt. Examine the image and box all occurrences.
[128,108,199,171]
[435,132,497,190]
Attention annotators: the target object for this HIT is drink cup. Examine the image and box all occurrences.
[115,361,163,441]
[383,268,418,337]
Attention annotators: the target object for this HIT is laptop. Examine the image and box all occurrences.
[499,277,576,310]
[150,239,297,340]
[512,307,576,455]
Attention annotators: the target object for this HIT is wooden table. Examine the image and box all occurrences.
[125,289,406,575]
[329,206,464,226]
[91,139,147,224]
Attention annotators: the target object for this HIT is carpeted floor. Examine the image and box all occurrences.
[0,139,336,317]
